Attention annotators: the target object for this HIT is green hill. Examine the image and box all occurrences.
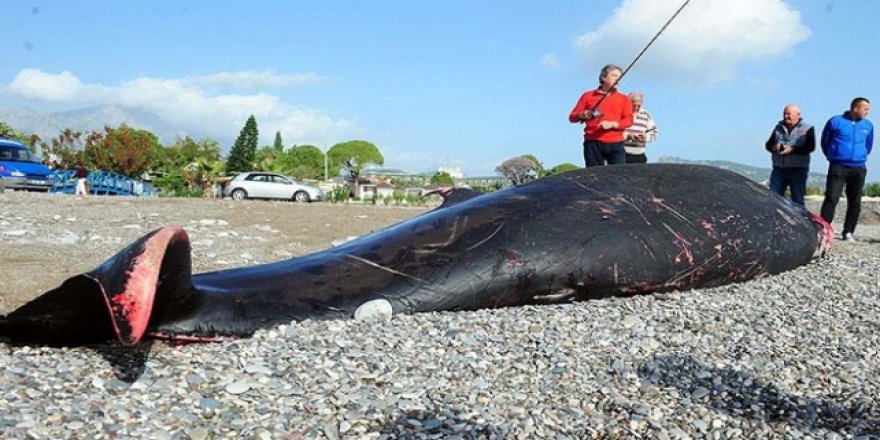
[657,156,827,189]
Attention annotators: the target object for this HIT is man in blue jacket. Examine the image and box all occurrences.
[820,97,874,242]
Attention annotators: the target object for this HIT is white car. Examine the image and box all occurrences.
[223,172,324,202]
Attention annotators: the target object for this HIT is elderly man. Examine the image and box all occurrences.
[623,91,658,164]
[569,64,633,167]
[764,104,815,205]
[820,97,874,242]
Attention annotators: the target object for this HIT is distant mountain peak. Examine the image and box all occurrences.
[657,155,826,187]
[0,105,201,145]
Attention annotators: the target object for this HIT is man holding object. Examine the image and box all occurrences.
[623,91,658,164]
[569,64,633,167]
[764,104,815,205]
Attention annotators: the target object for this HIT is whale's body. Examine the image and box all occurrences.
[0,165,833,346]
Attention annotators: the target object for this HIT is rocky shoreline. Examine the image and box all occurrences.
[1,191,879,439]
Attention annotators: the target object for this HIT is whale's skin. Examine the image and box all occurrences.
[0,164,833,346]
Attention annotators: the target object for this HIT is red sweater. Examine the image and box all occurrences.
[569,88,633,143]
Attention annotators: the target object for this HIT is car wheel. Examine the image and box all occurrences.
[231,188,248,201]
[293,191,310,203]
[0,178,5,193]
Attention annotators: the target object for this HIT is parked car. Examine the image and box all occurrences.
[223,171,324,202]
[0,137,53,193]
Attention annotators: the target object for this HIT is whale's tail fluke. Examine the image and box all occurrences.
[0,227,193,347]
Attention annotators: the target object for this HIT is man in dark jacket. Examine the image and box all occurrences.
[765,104,815,205]
[820,97,874,242]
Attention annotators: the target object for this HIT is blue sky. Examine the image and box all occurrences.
[1,0,878,179]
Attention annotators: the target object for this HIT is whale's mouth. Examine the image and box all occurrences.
[807,210,834,257]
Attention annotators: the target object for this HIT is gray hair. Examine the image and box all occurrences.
[599,64,623,84]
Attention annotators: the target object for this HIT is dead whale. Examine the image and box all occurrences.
[0,164,833,346]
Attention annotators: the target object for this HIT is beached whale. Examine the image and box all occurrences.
[0,164,833,346]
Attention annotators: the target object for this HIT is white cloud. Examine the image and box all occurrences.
[541,53,562,71]
[2,68,356,146]
[183,70,330,88]
[573,0,810,86]
[7,69,92,102]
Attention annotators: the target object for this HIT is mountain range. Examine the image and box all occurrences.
[657,156,827,188]
[0,105,206,146]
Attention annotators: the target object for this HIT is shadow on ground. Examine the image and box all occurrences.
[91,340,154,383]
[637,353,880,436]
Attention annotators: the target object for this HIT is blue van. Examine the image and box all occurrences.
[0,137,53,192]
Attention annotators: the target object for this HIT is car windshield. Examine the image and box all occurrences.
[0,146,38,163]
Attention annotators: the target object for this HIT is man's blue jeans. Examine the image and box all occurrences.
[583,141,625,167]
[769,166,808,205]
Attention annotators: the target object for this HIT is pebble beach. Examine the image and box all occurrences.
[1,192,879,439]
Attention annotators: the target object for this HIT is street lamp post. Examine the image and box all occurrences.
[323,146,328,182]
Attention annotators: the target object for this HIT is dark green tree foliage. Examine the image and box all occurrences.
[495,155,539,185]
[148,137,223,196]
[84,125,159,177]
[0,121,17,138]
[545,162,581,176]
[522,154,545,177]
[0,122,28,143]
[865,183,880,197]
[254,146,283,172]
[286,145,325,180]
[169,137,219,167]
[226,115,259,173]
[327,140,384,198]
[0,121,40,153]
[49,129,85,167]
[430,171,455,186]
[273,131,284,151]
[327,140,383,176]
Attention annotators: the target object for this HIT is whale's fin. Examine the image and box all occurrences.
[426,187,484,209]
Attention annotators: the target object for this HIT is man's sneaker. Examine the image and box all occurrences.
[843,232,856,242]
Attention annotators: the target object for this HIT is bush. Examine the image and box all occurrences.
[864,182,880,197]
[153,175,192,197]
[330,185,349,203]
[405,193,422,207]
[177,187,205,198]
[392,190,406,206]
[805,186,823,196]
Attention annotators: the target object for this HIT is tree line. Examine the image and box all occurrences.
[0,116,387,197]
[2,116,586,196]
[494,154,580,185]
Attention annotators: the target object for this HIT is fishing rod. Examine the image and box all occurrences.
[587,0,692,118]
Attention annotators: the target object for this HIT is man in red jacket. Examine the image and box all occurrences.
[569,64,634,167]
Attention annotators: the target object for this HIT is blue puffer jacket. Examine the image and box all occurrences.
[821,112,874,168]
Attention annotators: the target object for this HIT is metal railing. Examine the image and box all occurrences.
[51,170,151,196]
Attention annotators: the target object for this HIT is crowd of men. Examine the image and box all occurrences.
[569,64,875,242]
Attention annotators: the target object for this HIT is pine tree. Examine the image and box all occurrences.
[273,131,284,151]
[226,115,259,173]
